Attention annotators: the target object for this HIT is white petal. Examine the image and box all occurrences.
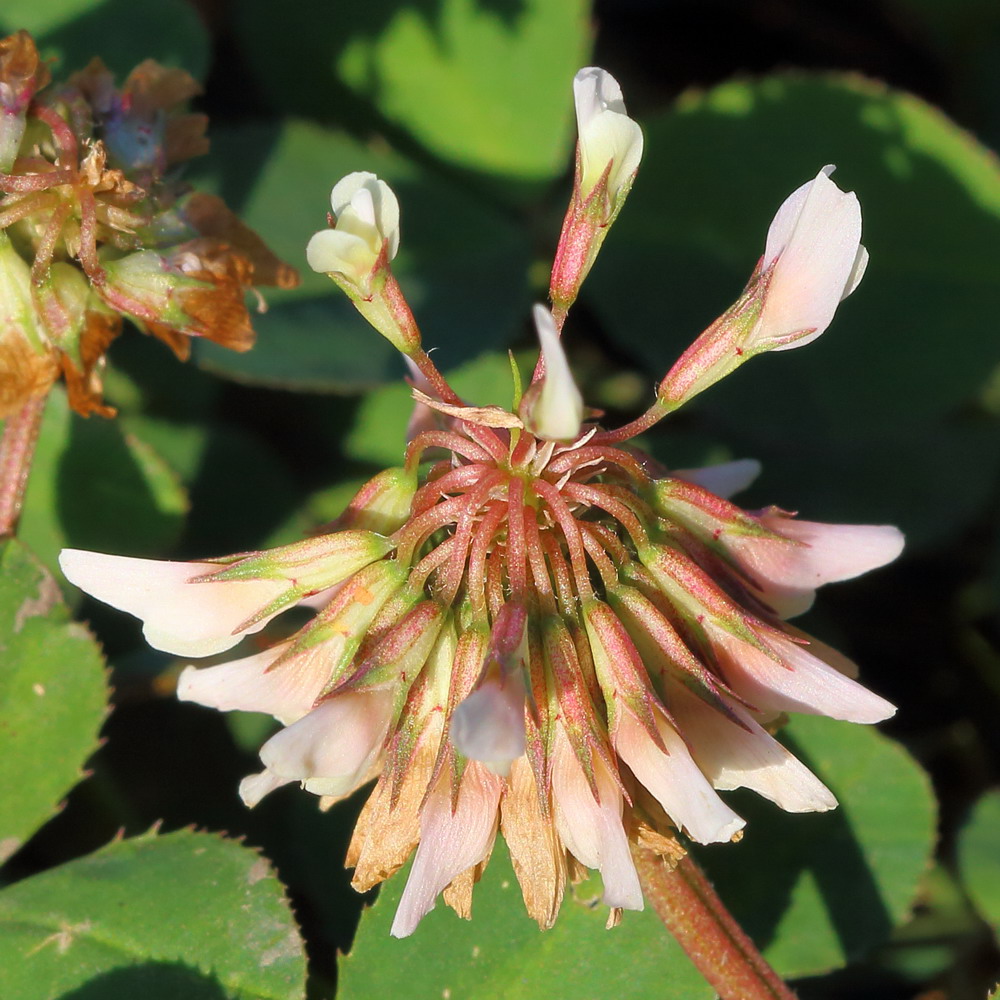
[306,228,377,279]
[762,164,835,265]
[177,640,330,725]
[573,67,642,198]
[842,244,869,299]
[615,711,745,844]
[239,769,293,808]
[551,733,643,910]
[530,304,583,441]
[673,458,762,499]
[330,171,377,215]
[347,184,376,228]
[372,179,400,259]
[391,765,502,937]
[329,171,400,260]
[59,549,287,658]
[671,686,837,813]
[573,67,626,130]
[756,167,864,351]
[259,690,393,798]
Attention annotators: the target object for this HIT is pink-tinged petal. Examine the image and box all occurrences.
[758,516,904,586]
[670,685,837,813]
[756,167,864,351]
[616,710,745,844]
[673,458,762,500]
[390,764,503,937]
[59,549,289,657]
[551,732,643,911]
[177,640,330,725]
[724,518,904,619]
[259,690,394,798]
[712,628,896,724]
[238,769,293,808]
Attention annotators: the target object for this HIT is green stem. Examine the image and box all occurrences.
[0,393,46,538]
[633,848,798,1000]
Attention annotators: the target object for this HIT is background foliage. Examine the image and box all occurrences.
[2,0,1000,997]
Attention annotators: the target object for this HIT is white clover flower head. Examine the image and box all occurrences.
[573,67,644,201]
[754,164,868,351]
[524,304,584,441]
[306,171,400,289]
[60,71,904,944]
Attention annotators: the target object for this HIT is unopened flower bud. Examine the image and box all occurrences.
[520,305,584,441]
[549,68,643,320]
[306,172,399,293]
[574,67,644,205]
[659,166,867,407]
[307,172,421,354]
[333,466,417,535]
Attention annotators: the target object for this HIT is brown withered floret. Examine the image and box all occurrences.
[0,30,50,116]
[0,30,298,418]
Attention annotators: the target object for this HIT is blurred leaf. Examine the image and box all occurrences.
[0,538,106,863]
[885,0,1000,148]
[340,839,713,1000]
[346,349,525,465]
[0,829,305,1000]
[193,121,533,390]
[0,0,210,79]
[958,788,1000,930]
[587,74,1000,546]
[237,0,589,182]
[875,864,982,985]
[701,715,936,979]
[19,389,188,574]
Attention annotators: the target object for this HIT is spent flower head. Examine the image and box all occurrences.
[61,69,901,937]
[0,31,298,418]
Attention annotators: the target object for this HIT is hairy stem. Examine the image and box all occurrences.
[0,393,47,538]
[632,848,798,1000]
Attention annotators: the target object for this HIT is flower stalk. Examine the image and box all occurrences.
[0,392,45,537]
[632,847,798,1000]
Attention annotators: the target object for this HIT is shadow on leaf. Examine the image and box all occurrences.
[58,961,227,1000]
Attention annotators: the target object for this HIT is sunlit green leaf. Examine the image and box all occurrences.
[341,839,713,1000]
[237,0,589,182]
[0,829,305,1000]
[702,715,936,979]
[0,538,107,863]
